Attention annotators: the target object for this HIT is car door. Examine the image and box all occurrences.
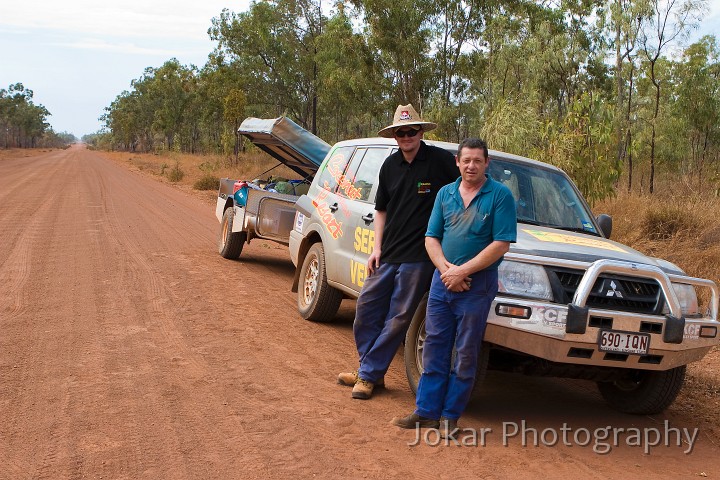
[344,147,391,293]
[307,145,355,283]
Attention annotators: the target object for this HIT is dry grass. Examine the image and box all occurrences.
[101,149,300,205]
[595,179,720,438]
[0,147,58,160]
[594,185,720,291]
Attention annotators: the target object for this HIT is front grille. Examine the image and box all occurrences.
[549,268,663,315]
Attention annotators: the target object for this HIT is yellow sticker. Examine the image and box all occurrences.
[523,229,628,253]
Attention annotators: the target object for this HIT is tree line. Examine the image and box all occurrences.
[0,83,76,148]
[92,0,720,201]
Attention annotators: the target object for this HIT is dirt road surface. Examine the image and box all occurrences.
[1,145,718,479]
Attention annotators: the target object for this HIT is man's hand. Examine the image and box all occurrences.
[440,264,472,292]
[367,249,381,275]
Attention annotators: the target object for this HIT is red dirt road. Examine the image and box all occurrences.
[1,145,718,479]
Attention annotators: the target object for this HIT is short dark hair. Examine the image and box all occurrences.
[457,138,489,160]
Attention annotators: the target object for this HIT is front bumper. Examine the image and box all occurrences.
[486,256,720,371]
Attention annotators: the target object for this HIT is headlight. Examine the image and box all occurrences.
[666,283,699,316]
[498,261,553,300]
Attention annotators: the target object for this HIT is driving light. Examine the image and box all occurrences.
[672,282,699,316]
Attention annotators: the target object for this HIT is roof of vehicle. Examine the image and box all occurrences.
[332,137,564,173]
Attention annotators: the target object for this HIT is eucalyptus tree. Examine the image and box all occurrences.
[209,0,326,133]
[605,0,650,190]
[195,59,245,154]
[640,0,706,193]
[674,36,720,185]
[0,83,51,148]
[314,4,385,141]
[349,0,437,113]
[146,59,197,151]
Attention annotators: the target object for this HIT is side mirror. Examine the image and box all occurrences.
[596,214,613,239]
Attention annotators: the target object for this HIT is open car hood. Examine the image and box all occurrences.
[238,117,331,180]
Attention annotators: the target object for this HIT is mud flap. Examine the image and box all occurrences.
[663,314,685,344]
[565,304,589,334]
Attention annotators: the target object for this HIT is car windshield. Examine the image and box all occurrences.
[487,158,599,235]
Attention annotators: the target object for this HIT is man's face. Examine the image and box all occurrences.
[393,127,423,154]
[456,147,489,186]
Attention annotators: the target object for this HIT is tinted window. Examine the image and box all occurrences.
[345,148,388,202]
[488,159,598,234]
[314,146,354,193]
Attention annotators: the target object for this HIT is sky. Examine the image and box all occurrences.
[1,0,719,139]
[0,0,250,138]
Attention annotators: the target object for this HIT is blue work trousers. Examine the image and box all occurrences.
[355,261,435,383]
[415,268,498,420]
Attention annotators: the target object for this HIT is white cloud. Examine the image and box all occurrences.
[3,0,245,40]
[52,38,192,56]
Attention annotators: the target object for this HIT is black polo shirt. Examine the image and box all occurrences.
[375,141,459,263]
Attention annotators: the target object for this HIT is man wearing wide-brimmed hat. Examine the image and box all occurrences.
[338,104,459,400]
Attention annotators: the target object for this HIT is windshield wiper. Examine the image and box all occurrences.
[517,218,543,226]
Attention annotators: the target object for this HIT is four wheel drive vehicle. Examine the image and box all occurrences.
[222,116,720,415]
[215,117,330,259]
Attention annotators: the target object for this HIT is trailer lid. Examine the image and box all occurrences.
[238,117,331,179]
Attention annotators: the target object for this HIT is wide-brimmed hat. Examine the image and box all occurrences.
[378,104,437,138]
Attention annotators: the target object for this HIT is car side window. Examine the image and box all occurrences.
[345,148,388,203]
[314,146,354,193]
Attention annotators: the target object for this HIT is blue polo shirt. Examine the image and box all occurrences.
[426,175,517,270]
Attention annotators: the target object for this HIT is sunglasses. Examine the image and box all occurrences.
[394,128,420,138]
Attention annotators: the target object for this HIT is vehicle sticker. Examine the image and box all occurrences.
[311,189,344,239]
[295,212,305,232]
[322,181,351,218]
[350,259,368,287]
[353,227,375,254]
[684,323,701,339]
[536,306,568,329]
[523,229,628,253]
[582,221,595,232]
[327,160,362,200]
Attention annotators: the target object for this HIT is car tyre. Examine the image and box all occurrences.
[218,207,246,259]
[404,293,489,399]
[298,243,342,322]
[597,365,686,415]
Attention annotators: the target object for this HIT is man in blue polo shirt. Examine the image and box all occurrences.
[392,137,517,433]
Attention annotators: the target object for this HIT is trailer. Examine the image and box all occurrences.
[215,116,331,259]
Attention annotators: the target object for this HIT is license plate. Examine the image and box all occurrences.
[598,330,650,355]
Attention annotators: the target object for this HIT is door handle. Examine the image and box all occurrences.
[361,213,374,223]
[328,202,339,212]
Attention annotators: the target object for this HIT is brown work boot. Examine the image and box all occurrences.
[337,370,384,388]
[391,413,440,429]
[337,370,358,386]
[439,417,459,439]
[351,378,375,399]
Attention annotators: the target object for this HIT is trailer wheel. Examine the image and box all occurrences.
[404,294,489,399]
[298,243,342,322]
[218,207,246,259]
[597,365,686,415]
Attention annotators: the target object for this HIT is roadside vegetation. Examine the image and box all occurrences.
[0,83,76,148]
[87,0,719,205]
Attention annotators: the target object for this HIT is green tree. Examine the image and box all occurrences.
[640,0,706,193]
[209,0,325,132]
[674,36,720,185]
[224,88,247,162]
